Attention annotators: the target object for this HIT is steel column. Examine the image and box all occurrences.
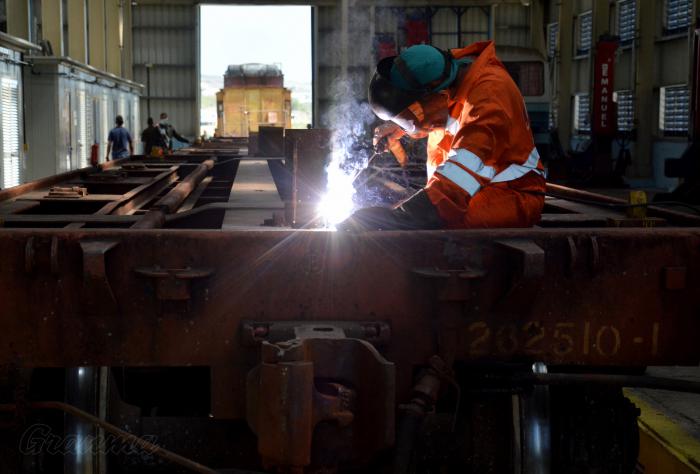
[105,0,122,76]
[633,0,656,178]
[556,0,574,149]
[88,0,107,71]
[41,0,64,55]
[67,0,88,63]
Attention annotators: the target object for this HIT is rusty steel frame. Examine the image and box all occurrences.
[0,227,698,415]
[3,137,700,471]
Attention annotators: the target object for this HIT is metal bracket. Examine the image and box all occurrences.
[240,320,391,347]
[412,266,486,302]
[496,239,545,280]
[24,236,60,275]
[494,239,546,303]
[80,239,120,316]
[134,266,214,306]
[246,337,395,471]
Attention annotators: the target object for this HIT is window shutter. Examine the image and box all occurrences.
[660,85,690,135]
[664,0,692,35]
[574,93,591,133]
[1,77,21,189]
[618,0,636,44]
[614,90,634,132]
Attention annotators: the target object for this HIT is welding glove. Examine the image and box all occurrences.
[373,122,409,167]
[337,189,444,231]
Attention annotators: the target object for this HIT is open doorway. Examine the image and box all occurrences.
[199,4,312,138]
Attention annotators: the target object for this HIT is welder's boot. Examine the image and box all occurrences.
[338,189,444,231]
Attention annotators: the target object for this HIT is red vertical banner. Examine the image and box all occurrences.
[592,39,618,136]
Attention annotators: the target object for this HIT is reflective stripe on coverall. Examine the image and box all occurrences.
[423,41,546,229]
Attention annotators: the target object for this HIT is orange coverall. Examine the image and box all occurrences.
[423,41,546,229]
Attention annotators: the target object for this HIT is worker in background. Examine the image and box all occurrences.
[340,41,545,230]
[141,117,167,156]
[159,112,190,151]
[105,115,134,161]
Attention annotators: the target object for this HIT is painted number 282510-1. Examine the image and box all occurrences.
[462,321,660,358]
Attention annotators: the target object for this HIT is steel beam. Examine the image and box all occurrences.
[634,0,655,178]
[556,0,574,149]
[105,0,122,76]
[122,0,133,79]
[592,0,610,42]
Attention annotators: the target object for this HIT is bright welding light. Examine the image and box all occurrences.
[317,149,361,228]
[317,188,354,228]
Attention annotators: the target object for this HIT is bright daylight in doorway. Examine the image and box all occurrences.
[199,5,312,138]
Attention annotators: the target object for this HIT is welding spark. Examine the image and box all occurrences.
[317,89,376,228]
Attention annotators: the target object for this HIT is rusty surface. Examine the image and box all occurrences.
[0,228,698,412]
[247,337,394,470]
[3,142,700,471]
[133,159,215,229]
[0,157,126,202]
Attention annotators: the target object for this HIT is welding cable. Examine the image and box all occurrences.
[0,402,264,474]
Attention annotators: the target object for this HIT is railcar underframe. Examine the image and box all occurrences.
[0,140,699,473]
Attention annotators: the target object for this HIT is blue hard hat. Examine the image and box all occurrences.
[390,45,457,92]
[369,45,471,120]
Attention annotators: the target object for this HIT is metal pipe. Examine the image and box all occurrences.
[546,182,700,225]
[0,401,218,474]
[132,159,214,229]
[63,367,98,474]
[521,363,551,474]
[523,373,700,394]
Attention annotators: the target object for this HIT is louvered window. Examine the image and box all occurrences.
[85,97,94,162]
[614,90,634,132]
[618,1,636,44]
[664,0,692,35]
[1,77,21,189]
[78,89,88,168]
[547,22,558,58]
[549,102,558,131]
[659,85,690,135]
[574,93,591,134]
[576,11,593,55]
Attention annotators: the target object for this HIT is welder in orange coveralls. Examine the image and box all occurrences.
[339,41,546,230]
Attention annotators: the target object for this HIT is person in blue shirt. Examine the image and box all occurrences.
[105,115,134,161]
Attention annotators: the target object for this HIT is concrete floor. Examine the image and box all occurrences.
[631,366,700,441]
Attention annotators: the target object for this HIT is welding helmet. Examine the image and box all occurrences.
[368,45,466,128]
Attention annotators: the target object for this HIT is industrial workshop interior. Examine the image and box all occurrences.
[2,0,700,472]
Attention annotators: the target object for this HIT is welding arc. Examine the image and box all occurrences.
[0,402,262,474]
